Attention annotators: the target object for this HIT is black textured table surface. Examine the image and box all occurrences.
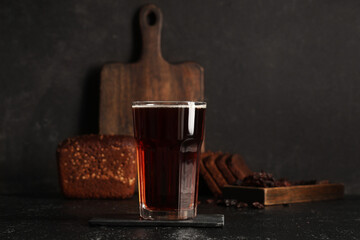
[0,195,359,240]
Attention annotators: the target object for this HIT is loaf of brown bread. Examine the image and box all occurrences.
[57,135,137,199]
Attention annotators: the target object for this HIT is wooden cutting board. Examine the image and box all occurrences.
[99,4,204,136]
[222,183,344,205]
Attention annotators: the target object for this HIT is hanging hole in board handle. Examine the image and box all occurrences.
[139,4,163,60]
[140,4,162,29]
[147,11,156,26]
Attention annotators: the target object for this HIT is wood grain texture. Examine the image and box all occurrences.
[100,4,204,136]
[222,183,344,205]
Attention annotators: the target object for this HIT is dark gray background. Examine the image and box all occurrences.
[1,0,359,194]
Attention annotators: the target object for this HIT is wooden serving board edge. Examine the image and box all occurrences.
[222,183,344,205]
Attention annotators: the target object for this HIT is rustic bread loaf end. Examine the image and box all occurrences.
[57,135,137,199]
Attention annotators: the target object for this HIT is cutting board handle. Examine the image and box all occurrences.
[139,4,163,61]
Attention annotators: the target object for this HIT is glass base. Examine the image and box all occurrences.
[139,205,197,220]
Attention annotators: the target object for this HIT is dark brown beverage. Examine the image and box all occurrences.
[132,101,206,220]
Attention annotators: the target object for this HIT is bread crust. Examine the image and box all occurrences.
[199,152,252,197]
[57,134,137,199]
[203,152,228,188]
[226,154,252,181]
[215,153,237,184]
[199,152,222,197]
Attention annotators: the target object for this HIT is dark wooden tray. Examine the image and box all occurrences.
[222,183,344,205]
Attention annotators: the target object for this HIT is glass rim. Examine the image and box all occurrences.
[132,101,206,108]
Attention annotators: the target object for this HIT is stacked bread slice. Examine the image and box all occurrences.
[200,152,252,197]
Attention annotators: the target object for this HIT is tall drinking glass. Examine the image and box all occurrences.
[132,101,206,220]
